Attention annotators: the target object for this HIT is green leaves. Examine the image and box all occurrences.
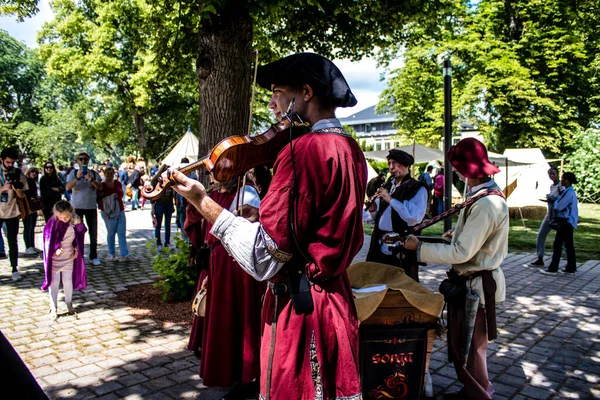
[566,128,600,203]
[381,0,599,156]
[0,0,39,20]
[148,234,196,302]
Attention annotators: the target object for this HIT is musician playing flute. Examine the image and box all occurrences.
[399,138,508,400]
[170,53,366,400]
[366,149,428,281]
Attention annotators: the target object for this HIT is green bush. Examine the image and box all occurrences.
[147,234,197,301]
[565,128,600,203]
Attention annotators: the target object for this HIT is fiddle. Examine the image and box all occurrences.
[141,113,310,200]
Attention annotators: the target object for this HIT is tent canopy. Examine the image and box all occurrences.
[363,144,552,208]
[363,144,444,164]
[161,128,199,167]
[496,148,552,207]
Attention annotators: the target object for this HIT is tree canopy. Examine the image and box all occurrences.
[381,0,600,155]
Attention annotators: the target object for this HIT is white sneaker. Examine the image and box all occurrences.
[34,248,43,254]
[107,254,117,261]
[12,271,22,281]
[25,247,37,255]
[91,258,101,266]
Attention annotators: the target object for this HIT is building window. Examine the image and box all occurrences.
[376,143,382,151]
[394,142,400,148]
[385,142,391,150]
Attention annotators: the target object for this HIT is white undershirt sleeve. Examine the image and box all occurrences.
[210,209,285,281]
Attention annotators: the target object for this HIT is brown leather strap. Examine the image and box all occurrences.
[470,270,497,340]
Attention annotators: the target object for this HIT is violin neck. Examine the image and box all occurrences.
[178,156,208,176]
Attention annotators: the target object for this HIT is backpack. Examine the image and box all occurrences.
[102,194,121,219]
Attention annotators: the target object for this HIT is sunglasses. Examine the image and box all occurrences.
[45,166,54,169]
[78,157,89,161]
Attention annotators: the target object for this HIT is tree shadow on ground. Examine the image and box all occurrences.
[41,351,235,399]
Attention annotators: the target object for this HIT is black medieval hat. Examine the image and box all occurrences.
[257,53,357,108]
[387,149,414,166]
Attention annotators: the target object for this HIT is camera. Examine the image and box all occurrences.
[1,169,22,202]
[82,165,88,176]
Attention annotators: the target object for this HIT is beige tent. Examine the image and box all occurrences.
[161,127,199,167]
[495,148,553,208]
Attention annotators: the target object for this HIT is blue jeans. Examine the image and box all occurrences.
[131,187,140,210]
[154,203,173,245]
[177,208,188,241]
[536,214,552,258]
[0,221,6,254]
[101,210,129,256]
[23,212,37,249]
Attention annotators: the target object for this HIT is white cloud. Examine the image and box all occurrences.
[334,57,404,117]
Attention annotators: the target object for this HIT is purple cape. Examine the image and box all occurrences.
[41,216,88,291]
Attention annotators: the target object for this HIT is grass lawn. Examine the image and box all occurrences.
[363,203,600,262]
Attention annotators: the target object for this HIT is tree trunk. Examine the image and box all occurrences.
[503,0,522,41]
[133,112,147,154]
[196,2,253,163]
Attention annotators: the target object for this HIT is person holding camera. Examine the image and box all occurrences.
[399,138,508,400]
[66,152,102,266]
[0,147,29,281]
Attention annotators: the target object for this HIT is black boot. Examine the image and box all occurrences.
[222,381,259,400]
[529,257,544,267]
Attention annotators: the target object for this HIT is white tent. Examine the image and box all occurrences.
[495,148,553,207]
[161,127,199,167]
[366,160,378,183]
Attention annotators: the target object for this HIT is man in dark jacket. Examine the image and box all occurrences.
[366,149,428,281]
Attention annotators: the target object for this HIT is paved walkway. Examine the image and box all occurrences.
[1,210,599,399]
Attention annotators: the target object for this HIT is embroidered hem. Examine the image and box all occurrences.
[310,331,324,400]
[260,226,293,263]
[312,127,351,137]
[259,394,362,400]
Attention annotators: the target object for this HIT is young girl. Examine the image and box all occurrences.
[41,200,87,319]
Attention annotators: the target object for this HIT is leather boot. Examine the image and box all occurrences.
[66,302,75,315]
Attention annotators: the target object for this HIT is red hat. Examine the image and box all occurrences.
[447,138,500,178]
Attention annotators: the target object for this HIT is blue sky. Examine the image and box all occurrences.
[0,0,401,117]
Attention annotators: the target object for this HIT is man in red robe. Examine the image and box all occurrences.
[170,53,366,399]
[185,178,265,399]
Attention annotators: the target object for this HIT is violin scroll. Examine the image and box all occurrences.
[142,173,174,201]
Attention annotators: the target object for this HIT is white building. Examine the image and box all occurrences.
[340,105,484,150]
[339,105,400,151]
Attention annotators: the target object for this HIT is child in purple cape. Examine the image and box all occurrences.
[41,200,87,319]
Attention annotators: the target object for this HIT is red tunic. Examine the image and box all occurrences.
[259,132,367,399]
[186,191,265,387]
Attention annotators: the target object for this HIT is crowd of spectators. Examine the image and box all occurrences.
[0,147,181,281]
